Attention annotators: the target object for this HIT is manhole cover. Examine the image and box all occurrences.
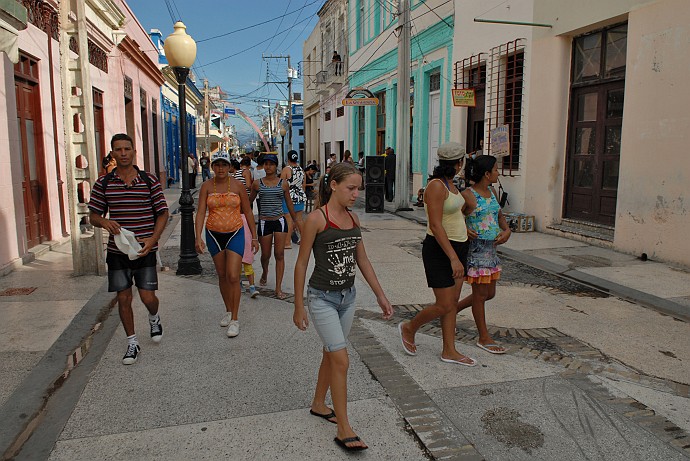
[0,287,37,296]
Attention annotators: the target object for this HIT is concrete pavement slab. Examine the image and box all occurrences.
[580,264,690,299]
[0,351,42,407]
[430,376,687,461]
[461,284,690,385]
[50,398,425,461]
[595,376,690,433]
[504,232,589,251]
[59,273,383,440]
[361,319,559,391]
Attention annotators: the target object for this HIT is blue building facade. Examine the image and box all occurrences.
[149,29,201,186]
[291,102,304,163]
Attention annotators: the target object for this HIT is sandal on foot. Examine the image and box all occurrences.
[398,322,417,356]
[476,342,507,355]
[309,409,337,424]
[259,277,267,286]
[440,355,477,367]
[334,436,368,451]
[275,291,287,300]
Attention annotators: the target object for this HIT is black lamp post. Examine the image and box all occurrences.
[164,22,202,275]
[279,128,287,164]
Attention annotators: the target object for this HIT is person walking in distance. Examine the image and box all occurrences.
[398,142,478,366]
[195,151,259,337]
[188,153,197,189]
[383,146,396,202]
[88,133,169,365]
[199,151,211,181]
[280,150,307,249]
[249,153,302,299]
[455,155,511,354]
[294,162,393,451]
[233,157,260,298]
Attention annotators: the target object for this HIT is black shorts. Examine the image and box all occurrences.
[422,235,469,288]
[257,217,288,236]
[106,252,158,293]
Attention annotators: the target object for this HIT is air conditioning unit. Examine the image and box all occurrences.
[316,71,327,84]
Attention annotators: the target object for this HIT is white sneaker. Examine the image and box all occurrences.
[220,312,232,327]
[227,320,240,337]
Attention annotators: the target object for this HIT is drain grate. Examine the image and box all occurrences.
[0,287,37,296]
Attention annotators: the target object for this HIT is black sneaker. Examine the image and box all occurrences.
[150,320,163,343]
[122,344,140,365]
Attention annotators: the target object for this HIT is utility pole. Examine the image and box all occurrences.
[395,0,412,210]
[262,54,293,150]
[266,99,274,149]
[287,55,293,151]
[204,78,210,155]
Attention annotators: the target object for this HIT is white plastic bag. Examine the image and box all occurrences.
[114,228,142,260]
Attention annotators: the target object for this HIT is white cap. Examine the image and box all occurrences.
[211,151,231,165]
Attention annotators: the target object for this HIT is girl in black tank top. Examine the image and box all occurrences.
[293,163,393,451]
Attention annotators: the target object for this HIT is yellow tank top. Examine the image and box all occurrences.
[206,192,243,233]
[425,179,468,242]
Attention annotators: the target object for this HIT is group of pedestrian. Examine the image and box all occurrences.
[89,133,510,453]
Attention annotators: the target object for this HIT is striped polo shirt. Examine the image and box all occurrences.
[88,170,169,255]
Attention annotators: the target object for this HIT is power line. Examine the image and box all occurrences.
[264,0,292,53]
[419,0,452,29]
[196,15,313,68]
[196,0,322,44]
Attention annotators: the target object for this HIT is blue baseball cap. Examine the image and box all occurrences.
[263,154,279,165]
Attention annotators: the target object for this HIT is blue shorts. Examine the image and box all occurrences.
[282,201,305,213]
[306,286,357,352]
[206,226,244,258]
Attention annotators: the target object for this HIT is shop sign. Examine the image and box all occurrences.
[452,88,476,107]
[342,87,379,106]
[490,124,510,157]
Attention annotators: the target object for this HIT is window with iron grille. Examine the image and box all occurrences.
[486,39,525,174]
[325,111,331,122]
[336,106,344,117]
[429,72,441,92]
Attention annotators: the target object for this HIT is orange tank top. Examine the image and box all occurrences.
[206,189,243,233]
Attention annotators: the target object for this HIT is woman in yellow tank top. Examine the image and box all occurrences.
[399,142,479,366]
[195,151,258,338]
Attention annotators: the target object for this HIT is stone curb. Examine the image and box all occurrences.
[349,319,484,461]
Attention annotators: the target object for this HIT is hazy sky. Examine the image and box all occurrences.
[129,0,323,142]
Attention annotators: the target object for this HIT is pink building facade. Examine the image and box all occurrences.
[0,0,164,275]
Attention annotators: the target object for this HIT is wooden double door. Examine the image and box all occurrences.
[15,55,50,247]
[565,81,624,226]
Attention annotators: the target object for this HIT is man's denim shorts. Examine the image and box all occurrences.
[306,285,357,352]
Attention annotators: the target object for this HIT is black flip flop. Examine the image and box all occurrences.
[309,409,337,424]
[334,436,368,451]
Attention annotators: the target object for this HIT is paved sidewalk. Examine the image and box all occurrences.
[2,188,689,460]
[384,200,690,321]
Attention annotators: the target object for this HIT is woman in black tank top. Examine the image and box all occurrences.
[293,163,393,451]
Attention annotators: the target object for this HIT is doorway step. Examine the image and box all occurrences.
[547,218,614,243]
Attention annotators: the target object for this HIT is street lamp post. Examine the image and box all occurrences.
[279,128,287,164]
[164,22,202,275]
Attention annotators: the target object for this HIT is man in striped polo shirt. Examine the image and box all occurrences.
[89,133,169,365]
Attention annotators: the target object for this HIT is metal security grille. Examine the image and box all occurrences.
[454,52,486,89]
[487,39,525,176]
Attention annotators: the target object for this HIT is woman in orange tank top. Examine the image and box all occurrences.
[195,152,258,338]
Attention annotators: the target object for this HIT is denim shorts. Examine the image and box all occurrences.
[306,286,357,352]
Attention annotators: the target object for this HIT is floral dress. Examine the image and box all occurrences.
[465,188,502,284]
